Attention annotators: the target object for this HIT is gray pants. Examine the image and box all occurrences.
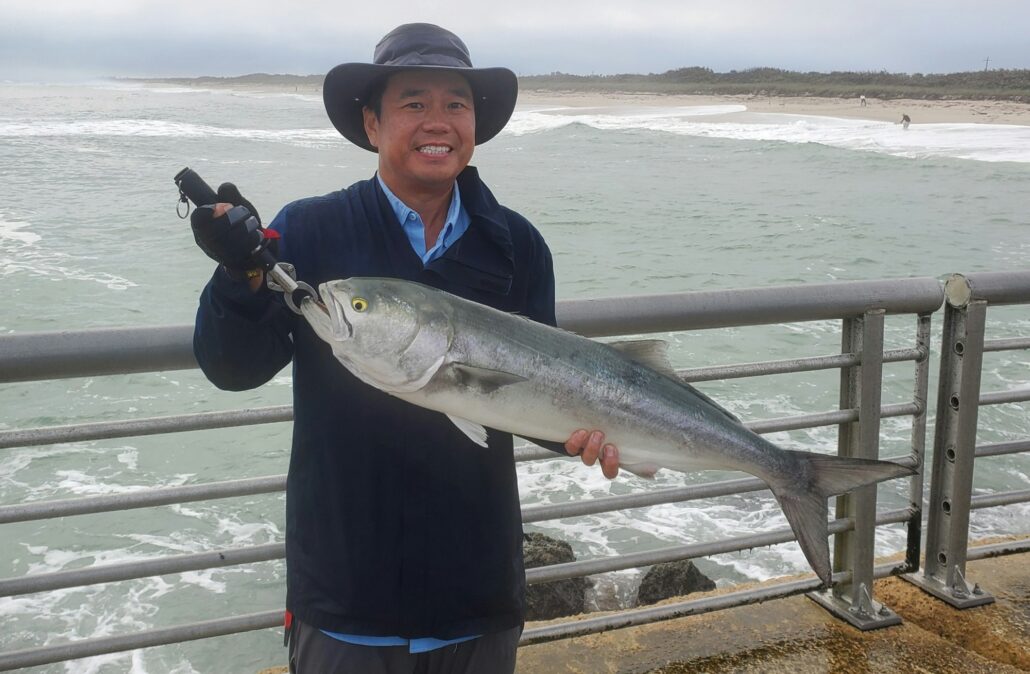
[288,620,521,674]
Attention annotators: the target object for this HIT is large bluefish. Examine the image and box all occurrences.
[300,277,914,585]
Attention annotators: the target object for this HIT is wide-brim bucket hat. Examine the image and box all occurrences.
[323,23,518,153]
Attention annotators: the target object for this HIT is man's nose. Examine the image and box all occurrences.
[421,104,449,130]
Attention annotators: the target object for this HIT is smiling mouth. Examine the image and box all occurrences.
[417,144,452,156]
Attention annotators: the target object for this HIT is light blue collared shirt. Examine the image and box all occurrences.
[377,174,471,264]
[322,176,478,654]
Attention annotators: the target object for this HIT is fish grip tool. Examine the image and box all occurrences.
[174,167,325,316]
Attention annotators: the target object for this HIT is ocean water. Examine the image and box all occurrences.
[1,81,1028,673]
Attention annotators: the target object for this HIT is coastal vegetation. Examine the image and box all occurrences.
[136,68,1030,101]
[521,68,1030,101]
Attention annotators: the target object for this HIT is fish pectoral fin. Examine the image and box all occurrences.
[607,339,678,378]
[621,462,661,479]
[446,414,489,448]
[445,363,528,394]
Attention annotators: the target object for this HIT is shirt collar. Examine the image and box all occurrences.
[376,174,462,235]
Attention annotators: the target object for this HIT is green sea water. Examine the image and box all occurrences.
[1,82,1028,673]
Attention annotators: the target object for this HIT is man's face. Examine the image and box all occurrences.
[363,70,476,197]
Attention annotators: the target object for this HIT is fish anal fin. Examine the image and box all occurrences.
[446,414,489,447]
[445,363,528,395]
[520,436,570,456]
[621,462,661,479]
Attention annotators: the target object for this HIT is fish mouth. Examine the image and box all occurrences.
[319,284,353,341]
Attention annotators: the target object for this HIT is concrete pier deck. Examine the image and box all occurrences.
[516,551,1028,673]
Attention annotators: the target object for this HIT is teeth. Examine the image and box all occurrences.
[418,145,450,155]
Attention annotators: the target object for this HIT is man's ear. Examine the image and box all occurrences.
[362,107,379,149]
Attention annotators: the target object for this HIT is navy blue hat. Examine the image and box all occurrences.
[323,23,518,153]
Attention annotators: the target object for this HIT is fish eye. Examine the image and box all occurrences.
[351,297,369,312]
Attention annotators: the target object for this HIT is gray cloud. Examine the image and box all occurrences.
[2,1,1028,80]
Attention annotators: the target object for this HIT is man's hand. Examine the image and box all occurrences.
[565,430,619,479]
[190,183,275,285]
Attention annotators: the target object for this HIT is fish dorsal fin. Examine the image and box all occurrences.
[608,339,742,425]
[445,363,528,394]
[446,414,489,447]
[607,339,678,378]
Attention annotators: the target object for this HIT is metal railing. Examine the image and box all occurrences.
[1,274,1028,670]
[903,271,1030,606]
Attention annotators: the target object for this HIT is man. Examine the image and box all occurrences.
[191,23,619,674]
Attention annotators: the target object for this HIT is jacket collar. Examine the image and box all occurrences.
[423,166,515,295]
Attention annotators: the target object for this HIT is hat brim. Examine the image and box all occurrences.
[323,63,518,153]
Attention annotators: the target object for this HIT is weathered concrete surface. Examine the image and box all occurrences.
[516,549,1028,674]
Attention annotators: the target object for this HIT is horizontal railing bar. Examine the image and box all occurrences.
[515,445,565,462]
[559,277,944,337]
[979,388,1030,406]
[0,609,283,671]
[526,508,913,584]
[0,543,285,598]
[958,270,1030,306]
[975,440,1030,458]
[747,402,919,435]
[970,489,1030,510]
[521,560,909,646]
[522,576,823,646]
[522,477,767,523]
[0,475,287,525]
[0,278,945,384]
[0,325,197,384]
[966,538,1030,560]
[0,406,293,450]
[982,337,1030,353]
[678,346,924,383]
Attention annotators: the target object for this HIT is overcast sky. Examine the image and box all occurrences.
[2,1,1027,81]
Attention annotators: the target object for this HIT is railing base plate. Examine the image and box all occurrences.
[901,573,995,609]
[807,589,903,630]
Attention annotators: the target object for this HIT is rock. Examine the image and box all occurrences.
[636,560,716,606]
[523,532,590,620]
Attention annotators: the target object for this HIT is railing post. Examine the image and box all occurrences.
[810,310,901,629]
[903,314,933,575]
[903,276,995,607]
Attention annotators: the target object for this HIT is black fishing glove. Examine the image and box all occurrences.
[190,183,278,278]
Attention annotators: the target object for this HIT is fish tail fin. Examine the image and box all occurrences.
[767,450,914,586]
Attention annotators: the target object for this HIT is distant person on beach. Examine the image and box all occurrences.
[901,114,911,129]
[860,95,867,107]
[190,22,619,674]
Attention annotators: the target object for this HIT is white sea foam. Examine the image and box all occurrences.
[505,106,1030,163]
[0,216,40,245]
[0,118,340,147]
[0,214,138,290]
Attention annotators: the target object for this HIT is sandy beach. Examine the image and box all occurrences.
[135,78,1030,126]
[518,90,1030,126]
